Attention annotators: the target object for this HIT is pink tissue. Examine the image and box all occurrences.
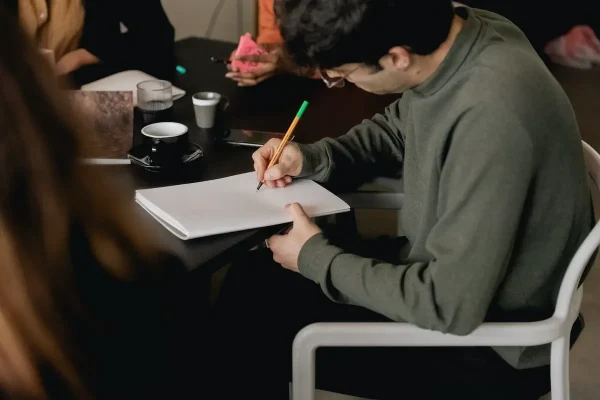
[545,26,600,69]
[231,33,267,73]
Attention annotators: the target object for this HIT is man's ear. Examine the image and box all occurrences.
[386,46,411,70]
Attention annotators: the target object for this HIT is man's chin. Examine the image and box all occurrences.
[363,88,386,95]
[354,83,392,95]
[354,83,378,94]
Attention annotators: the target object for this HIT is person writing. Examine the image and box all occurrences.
[0,6,205,398]
[225,0,317,86]
[214,1,592,399]
[5,0,175,85]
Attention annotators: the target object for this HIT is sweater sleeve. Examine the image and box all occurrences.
[298,106,535,334]
[256,1,320,79]
[257,0,283,44]
[296,100,405,191]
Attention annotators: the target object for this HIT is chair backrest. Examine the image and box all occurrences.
[553,141,600,320]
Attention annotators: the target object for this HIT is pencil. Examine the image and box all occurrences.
[210,56,232,65]
[256,100,309,191]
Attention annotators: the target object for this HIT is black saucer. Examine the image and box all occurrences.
[128,142,203,173]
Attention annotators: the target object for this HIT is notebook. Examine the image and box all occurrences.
[81,70,185,105]
[135,172,350,240]
[68,90,134,163]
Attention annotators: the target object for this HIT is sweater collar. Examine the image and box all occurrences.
[411,7,482,97]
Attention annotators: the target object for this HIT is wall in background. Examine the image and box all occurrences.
[161,0,257,43]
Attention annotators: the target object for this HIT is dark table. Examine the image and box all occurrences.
[111,37,399,273]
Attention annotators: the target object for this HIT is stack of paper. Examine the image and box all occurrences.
[135,172,350,240]
[81,70,186,105]
[69,91,133,163]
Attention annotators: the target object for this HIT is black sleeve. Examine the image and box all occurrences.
[1,0,19,15]
[72,248,209,398]
[459,0,594,56]
[78,0,175,82]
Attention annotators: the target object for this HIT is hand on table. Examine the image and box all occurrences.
[252,138,303,188]
[56,48,100,76]
[225,47,282,87]
[266,203,322,273]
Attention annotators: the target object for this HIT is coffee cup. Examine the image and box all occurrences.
[141,122,188,165]
[192,92,229,129]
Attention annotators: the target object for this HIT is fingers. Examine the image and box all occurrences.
[266,234,283,256]
[225,57,277,85]
[227,50,238,72]
[225,60,276,78]
[252,139,280,181]
[226,71,275,87]
[250,63,277,75]
[236,75,274,87]
[264,176,292,189]
[264,164,288,181]
[225,50,279,76]
[252,138,296,188]
[278,176,293,187]
[253,159,267,182]
[225,71,257,80]
[285,202,310,222]
[234,53,279,64]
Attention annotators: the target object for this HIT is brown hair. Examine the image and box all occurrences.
[0,6,164,398]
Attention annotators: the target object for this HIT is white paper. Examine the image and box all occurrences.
[81,158,132,165]
[81,70,186,105]
[135,172,350,240]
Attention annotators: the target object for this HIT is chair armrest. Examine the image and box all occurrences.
[339,192,404,210]
[293,320,566,351]
[291,320,565,400]
[340,177,404,210]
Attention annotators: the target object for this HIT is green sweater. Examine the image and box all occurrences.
[296,7,592,369]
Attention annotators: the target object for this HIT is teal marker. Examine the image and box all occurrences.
[176,65,187,74]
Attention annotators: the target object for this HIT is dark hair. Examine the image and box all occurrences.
[0,4,167,398]
[276,0,455,69]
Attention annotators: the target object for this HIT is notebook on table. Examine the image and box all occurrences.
[135,172,351,240]
[81,70,186,105]
[68,90,134,164]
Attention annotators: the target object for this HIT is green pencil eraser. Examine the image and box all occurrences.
[296,101,309,118]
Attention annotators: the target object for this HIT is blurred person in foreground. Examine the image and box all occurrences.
[3,0,175,86]
[214,0,593,399]
[0,6,204,399]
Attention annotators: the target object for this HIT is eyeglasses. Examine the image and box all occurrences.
[319,65,361,89]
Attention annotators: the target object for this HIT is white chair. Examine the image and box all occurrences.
[292,141,600,400]
[336,177,404,239]
[340,176,404,211]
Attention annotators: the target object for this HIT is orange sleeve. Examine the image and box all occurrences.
[256,0,320,80]
[256,0,283,44]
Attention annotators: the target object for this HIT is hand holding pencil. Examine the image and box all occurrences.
[253,101,308,190]
[253,138,302,189]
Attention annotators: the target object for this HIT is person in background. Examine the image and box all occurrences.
[225,0,317,86]
[225,1,467,86]
[0,6,204,399]
[3,0,175,86]
[460,0,599,63]
[226,0,600,86]
[214,0,592,399]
